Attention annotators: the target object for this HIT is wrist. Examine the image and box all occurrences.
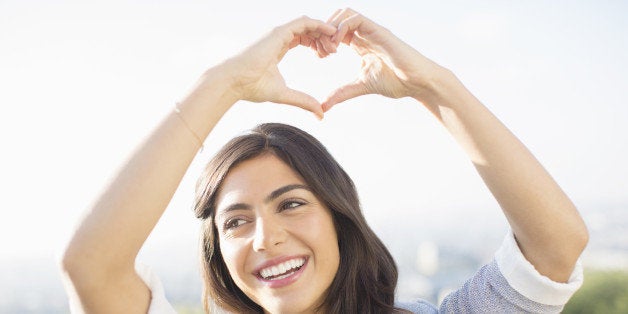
[196,61,242,105]
[411,67,468,109]
[176,62,241,131]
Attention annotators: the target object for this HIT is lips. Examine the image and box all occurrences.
[254,256,308,288]
[259,257,306,279]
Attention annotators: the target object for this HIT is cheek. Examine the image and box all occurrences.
[312,212,338,247]
[303,211,340,270]
[219,238,250,283]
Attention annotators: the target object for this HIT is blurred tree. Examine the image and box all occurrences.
[563,269,628,314]
[175,305,204,314]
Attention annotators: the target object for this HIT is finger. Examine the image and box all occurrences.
[272,17,336,57]
[331,18,353,45]
[327,8,358,43]
[315,39,329,58]
[307,30,330,57]
[289,34,312,50]
[327,7,356,26]
[275,87,325,120]
[319,35,337,54]
[289,16,337,38]
[277,17,337,60]
[326,8,343,24]
[321,81,368,112]
[333,13,372,45]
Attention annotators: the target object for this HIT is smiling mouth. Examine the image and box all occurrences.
[258,257,306,281]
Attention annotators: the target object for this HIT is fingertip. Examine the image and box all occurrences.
[322,23,338,36]
[331,25,341,43]
[321,100,335,113]
[332,23,348,45]
[310,103,325,120]
[309,104,325,120]
[279,88,327,118]
[322,91,341,112]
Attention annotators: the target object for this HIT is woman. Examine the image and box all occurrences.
[61,8,588,313]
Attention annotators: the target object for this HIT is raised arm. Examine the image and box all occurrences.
[60,17,336,313]
[321,8,588,283]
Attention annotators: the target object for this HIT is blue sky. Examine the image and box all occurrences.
[1,1,626,262]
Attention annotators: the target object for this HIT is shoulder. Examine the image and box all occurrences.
[438,231,583,313]
[395,299,438,314]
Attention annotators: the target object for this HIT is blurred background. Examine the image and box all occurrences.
[1,0,626,312]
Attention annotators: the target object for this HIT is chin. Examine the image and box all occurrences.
[260,298,322,314]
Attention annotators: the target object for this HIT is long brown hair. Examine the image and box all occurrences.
[194,123,404,313]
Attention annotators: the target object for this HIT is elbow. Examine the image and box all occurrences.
[558,220,589,274]
[59,246,83,281]
[59,247,104,295]
[574,222,589,256]
[59,241,96,282]
[569,208,590,256]
[59,241,129,286]
[541,219,590,282]
[562,205,590,263]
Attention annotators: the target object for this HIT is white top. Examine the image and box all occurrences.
[136,263,178,313]
[72,231,583,313]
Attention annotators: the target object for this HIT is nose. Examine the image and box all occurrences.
[252,215,287,252]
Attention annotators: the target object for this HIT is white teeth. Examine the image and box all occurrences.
[259,258,306,280]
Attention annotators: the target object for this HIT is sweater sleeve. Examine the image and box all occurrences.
[135,263,178,314]
[438,231,583,313]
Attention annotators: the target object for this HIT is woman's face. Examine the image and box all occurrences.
[215,153,340,313]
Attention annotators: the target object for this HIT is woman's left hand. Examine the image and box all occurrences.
[318,8,449,112]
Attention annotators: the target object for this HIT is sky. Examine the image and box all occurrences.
[1,0,627,267]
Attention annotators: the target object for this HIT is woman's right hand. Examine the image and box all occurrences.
[216,16,337,119]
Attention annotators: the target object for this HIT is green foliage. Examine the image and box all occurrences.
[563,269,628,314]
[174,305,204,314]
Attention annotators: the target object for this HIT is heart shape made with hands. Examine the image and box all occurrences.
[279,45,362,110]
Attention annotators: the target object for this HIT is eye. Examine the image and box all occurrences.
[279,200,305,211]
[224,218,248,230]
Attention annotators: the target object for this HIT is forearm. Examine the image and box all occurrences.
[62,64,238,275]
[419,70,588,282]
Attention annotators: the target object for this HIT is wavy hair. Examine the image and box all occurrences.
[194,123,405,313]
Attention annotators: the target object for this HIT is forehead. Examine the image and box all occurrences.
[216,154,305,205]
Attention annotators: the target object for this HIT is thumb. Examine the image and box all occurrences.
[275,87,325,120]
[321,81,368,112]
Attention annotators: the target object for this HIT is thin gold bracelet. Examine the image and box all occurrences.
[174,103,204,152]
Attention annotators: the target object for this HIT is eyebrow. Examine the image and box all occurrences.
[217,184,311,216]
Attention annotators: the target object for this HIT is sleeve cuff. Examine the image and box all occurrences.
[135,263,178,314]
[495,231,584,306]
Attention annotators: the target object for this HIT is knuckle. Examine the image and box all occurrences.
[271,25,289,37]
[343,7,357,15]
[271,24,284,33]
[296,15,311,26]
